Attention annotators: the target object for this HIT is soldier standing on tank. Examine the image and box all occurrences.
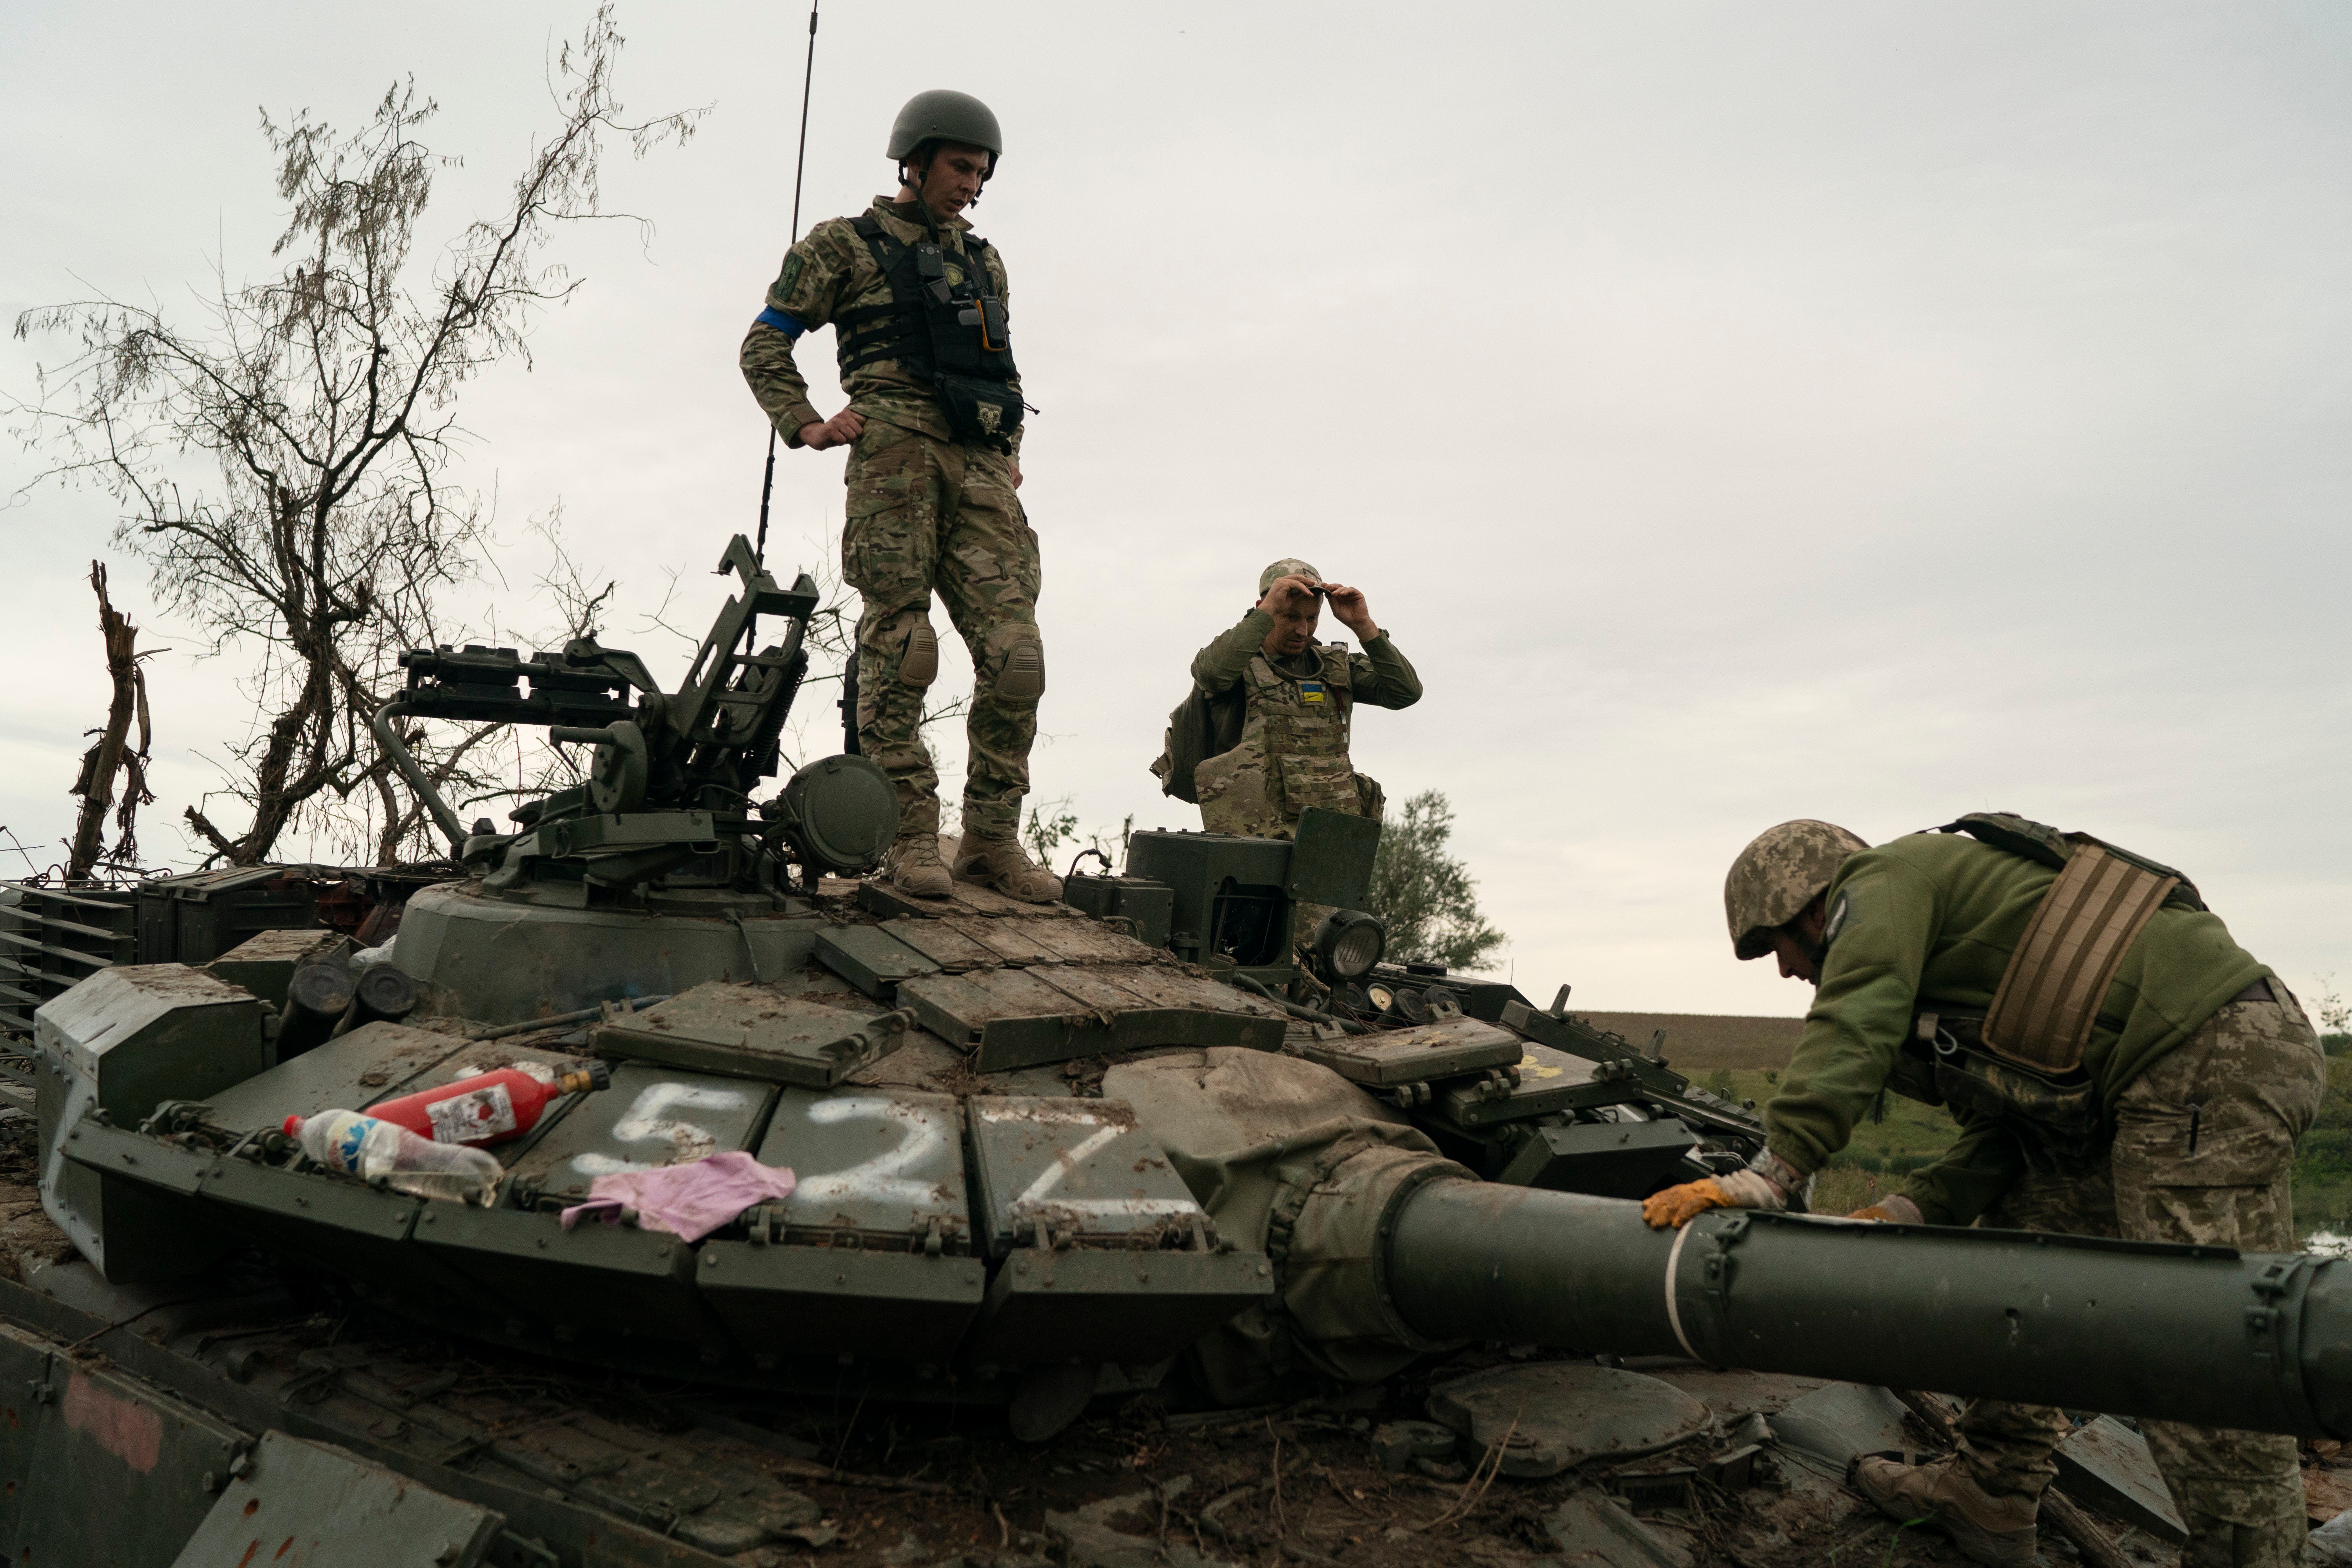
[740,90,1059,902]
[1642,816,2324,1568]
[1151,559,1421,839]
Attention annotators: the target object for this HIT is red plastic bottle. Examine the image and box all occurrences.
[351,1062,610,1147]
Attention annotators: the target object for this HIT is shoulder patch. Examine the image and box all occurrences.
[774,252,804,298]
[1824,891,1852,946]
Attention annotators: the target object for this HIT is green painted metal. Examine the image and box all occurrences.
[0,1318,249,1568]
[170,1430,505,1568]
[1301,1015,1524,1087]
[813,923,940,999]
[1285,807,1381,909]
[1385,1180,2352,1440]
[592,984,908,1085]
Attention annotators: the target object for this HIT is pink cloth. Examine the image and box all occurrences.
[559,1150,797,1242]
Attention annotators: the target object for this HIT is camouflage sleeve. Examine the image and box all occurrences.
[741,218,866,448]
[1192,611,1272,696]
[1760,860,1937,1176]
[984,241,1025,461]
[740,325,821,446]
[1898,1113,2025,1227]
[1348,635,1422,710]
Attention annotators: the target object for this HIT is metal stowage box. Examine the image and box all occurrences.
[1058,874,1175,949]
[134,866,318,965]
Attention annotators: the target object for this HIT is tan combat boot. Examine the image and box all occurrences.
[1851,1455,2038,1568]
[952,835,1063,903]
[886,832,953,900]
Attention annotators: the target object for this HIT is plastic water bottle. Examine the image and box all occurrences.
[283,1110,501,1205]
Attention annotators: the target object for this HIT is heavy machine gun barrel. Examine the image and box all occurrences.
[1385,1180,2352,1437]
[370,534,824,857]
[363,533,896,894]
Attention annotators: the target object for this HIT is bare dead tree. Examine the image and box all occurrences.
[9,6,702,869]
[63,561,155,883]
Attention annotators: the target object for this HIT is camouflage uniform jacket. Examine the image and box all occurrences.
[1191,610,1422,709]
[740,196,1022,456]
[1767,831,2269,1223]
[1187,610,1420,832]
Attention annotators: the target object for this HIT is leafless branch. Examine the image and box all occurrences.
[8,5,703,867]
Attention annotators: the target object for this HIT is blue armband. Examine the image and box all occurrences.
[753,305,807,340]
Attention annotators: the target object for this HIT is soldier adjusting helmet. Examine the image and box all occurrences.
[1725,820,1871,960]
[1258,558,1324,597]
[889,90,1003,171]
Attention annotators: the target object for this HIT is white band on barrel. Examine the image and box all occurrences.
[1664,1220,1703,1362]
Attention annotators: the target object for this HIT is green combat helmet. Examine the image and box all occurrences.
[888,89,1003,163]
[1724,818,1871,959]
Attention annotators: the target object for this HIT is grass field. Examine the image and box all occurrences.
[1696,1045,2352,1241]
[1581,1012,1803,1070]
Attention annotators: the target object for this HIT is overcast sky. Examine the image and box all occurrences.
[5,3,2349,1018]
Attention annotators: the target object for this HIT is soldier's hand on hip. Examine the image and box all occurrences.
[797,409,866,450]
[1012,461,1022,489]
[1322,583,1378,640]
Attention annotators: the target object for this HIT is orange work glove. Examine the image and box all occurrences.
[1642,1167,1794,1230]
[1642,1178,1733,1229]
[1845,1194,1925,1225]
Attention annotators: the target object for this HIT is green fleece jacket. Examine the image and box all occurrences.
[1764,831,2267,1224]
[1190,610,1423,707]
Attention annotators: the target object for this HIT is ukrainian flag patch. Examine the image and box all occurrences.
[1300,681,1327,704]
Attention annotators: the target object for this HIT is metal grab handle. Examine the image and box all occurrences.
[370,699,470,853]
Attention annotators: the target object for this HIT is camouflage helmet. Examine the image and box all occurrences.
[1725,820,1871,960]
[1258,558,1324,596]
[888,91,1003,163]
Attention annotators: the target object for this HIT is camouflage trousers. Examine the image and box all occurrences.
[840,419,1043,842]
[1951,987,2325,1567]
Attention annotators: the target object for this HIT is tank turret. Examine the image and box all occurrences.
[24,536,2352,1456]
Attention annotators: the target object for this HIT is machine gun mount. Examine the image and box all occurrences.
[372,535,897,909]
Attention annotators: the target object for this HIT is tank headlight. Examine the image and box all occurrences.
[1311,909,1387,981]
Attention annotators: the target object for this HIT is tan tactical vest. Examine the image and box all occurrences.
[1192,646,1381,839]
[1899,813,2203,1158]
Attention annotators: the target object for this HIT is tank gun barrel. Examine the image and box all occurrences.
[1386,1180,2352,1439]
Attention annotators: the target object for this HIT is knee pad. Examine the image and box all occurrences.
[898,619,939,689]
[993,632,1044,705]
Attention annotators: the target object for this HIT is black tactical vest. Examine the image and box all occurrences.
[835,215,1023,450]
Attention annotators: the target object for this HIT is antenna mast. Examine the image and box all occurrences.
[754,0,821,568]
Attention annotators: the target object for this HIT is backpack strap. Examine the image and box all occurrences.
[1935,813,2202,1074]
[1981,843,2179,1074]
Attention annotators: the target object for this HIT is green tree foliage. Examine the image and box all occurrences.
[1366,789,1506,972]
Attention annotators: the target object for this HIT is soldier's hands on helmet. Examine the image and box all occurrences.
[1321,582,1379,641]
[797,408,867,450]
[1256,574,1323,617]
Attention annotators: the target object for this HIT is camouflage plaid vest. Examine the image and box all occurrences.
[1194,646,1364,836]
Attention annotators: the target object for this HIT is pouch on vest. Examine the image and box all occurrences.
[1278,753,1359,818]
[1153,683,1247,804]
[1906,1009,2104,1160]
[1937,812,2196,1074]
[837,216,1024,451]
